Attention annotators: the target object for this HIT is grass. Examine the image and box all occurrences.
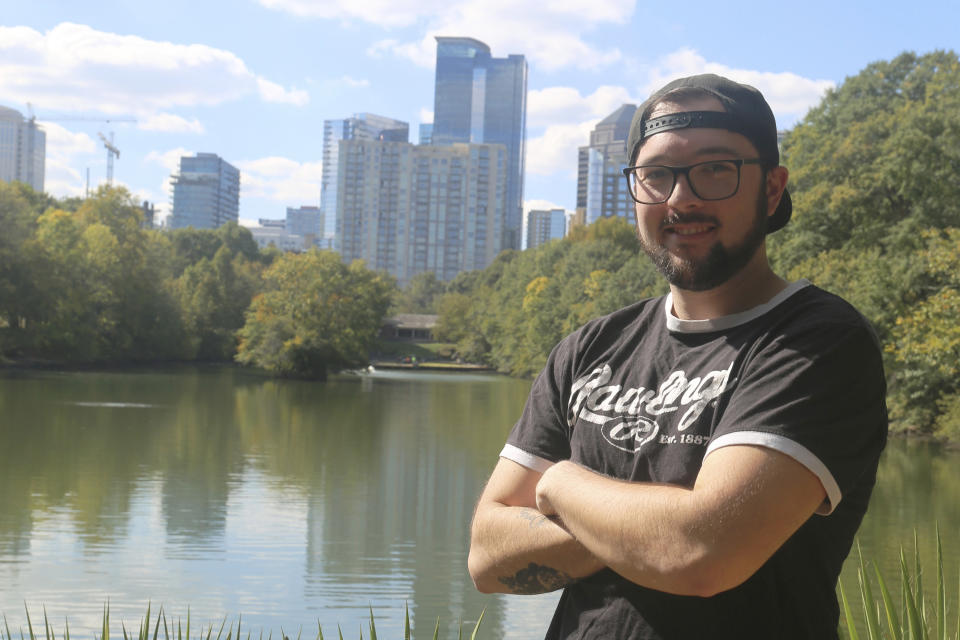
[839,526,959,640]
[1,604,485,640]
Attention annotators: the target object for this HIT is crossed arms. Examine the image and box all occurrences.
[467,444,826,597]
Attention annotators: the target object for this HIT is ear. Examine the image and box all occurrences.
[765,166,789,217]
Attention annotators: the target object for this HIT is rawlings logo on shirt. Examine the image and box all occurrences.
[567,362,735,453]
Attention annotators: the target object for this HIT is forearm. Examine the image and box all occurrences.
[468,501,605,594]
[535,464,714,595]
[535,451,825,597]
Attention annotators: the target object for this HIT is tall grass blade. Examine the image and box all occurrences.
[162,611,169,640]
[186,607,191,640]
[42,606,51,640]
[366,607,376,640]
[141,603,152,640]
[840,580,861,640]
[402,604,410,640]
[857,544,882,640]
[469,608,485,640]
[5,613,12,640]
[915,531,927,632]
[457,618,462,640]
[25,603,36,640]
[900,548,925,639]
[152,608,163,640]
[336,624,343,640]
[63,619,69,640]
[123,621,130,640]
[934,525,945,640]
[315,620,323,640]
[214,617,226,640]
[432,618,439,640]
[874,560,903,640]
[237,615,242,640]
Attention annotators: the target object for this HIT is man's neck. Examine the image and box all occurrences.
[669,254,788,321]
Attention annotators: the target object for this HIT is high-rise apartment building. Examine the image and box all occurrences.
[170,153,240,229]
[0,106,46,193]
[336,138,507,286]
[431,37,527,251]
[285,205,322,240]
[575,104,637,227]
[320,114,409,249]
[526,208,567,250]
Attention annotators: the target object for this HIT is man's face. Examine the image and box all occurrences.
[632,96,772,291]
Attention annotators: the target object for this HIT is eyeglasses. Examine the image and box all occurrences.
[622,158,763,204]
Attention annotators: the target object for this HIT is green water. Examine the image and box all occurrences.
[0,366,956,638]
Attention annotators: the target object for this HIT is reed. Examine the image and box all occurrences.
[839,526,959,640]
[0,604,484,640]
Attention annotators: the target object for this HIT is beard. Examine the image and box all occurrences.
[639,187,768,292]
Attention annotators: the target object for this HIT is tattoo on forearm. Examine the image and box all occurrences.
[498,562,574,594]
[518,508,549,528]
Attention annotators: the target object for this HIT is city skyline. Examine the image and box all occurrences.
[1,1,957,226]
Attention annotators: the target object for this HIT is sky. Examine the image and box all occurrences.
[2,0,958,227]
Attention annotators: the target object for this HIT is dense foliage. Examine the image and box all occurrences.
[0,184,390,378]
[236,250,393,379]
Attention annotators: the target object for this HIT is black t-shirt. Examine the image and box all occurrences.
[502,281,888,639]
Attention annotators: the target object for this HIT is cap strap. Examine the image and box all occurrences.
[642,110,743,138]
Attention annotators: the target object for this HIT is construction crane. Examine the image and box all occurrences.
[98,132,121,185]
[29,108,137,188]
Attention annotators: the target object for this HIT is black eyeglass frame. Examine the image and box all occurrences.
[621,158,764,204]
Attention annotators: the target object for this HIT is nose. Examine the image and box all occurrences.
[666,171,702,209]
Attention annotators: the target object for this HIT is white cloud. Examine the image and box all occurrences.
[526,121,596,177]
[41,122,98,197]
[266,0,635,71]
[145,147,193,174]
[419,108,433,124]
[0,23,309,117]
[524,199,566,214]
[236,157,324,204]
[640,48,833,125]
[528,85,635,128]
[340,75,370,88]
[139,114,205,134]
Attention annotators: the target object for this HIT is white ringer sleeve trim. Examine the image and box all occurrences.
[499,444,555,473]
[704,431,842,515]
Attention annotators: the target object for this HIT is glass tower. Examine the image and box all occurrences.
[170,153,240,229]
[0,106,45,193]
[575,104,637,227]
[431,37,527,251]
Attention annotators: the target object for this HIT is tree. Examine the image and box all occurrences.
[236,252,393,379]
[770,49,960,433]
[392,271,446,314]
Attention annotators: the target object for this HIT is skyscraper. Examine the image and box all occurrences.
[170,153,240,229]
[526,208,567,250]
[336,138,507,286]
[320,114,409,249]
[431,37,527,251]
[0,106,46,193]
[575,104,637,227]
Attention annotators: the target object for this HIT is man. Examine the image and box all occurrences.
[467,74,888,639]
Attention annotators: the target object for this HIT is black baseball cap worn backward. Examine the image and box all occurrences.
[626,73,792,233]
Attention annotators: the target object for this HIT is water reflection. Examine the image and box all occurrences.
[1,367,956,639]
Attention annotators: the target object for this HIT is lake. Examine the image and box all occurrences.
[0,366,957,638]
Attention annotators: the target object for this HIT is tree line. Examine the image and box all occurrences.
[0,184,392,380]
[1,50,957,436]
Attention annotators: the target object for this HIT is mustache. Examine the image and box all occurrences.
[659,213,720,230]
